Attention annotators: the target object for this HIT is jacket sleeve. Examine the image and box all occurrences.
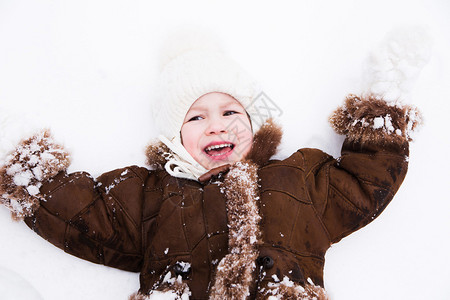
[0,130,153,272]
[301,94,421,244]
[26,166,150,272]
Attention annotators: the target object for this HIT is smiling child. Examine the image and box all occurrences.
[181,92,253,171]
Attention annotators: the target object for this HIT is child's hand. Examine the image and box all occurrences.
[362,26,432,103]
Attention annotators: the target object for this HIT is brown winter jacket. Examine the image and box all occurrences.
[0,95,421,299]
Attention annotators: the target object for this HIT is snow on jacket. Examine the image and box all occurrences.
[0,94,421,299]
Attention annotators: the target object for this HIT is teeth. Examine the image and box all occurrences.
[205,143,233,152]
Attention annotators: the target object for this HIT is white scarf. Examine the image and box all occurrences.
[158,135,208,181]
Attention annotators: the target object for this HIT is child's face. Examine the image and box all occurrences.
[181,92,253,170]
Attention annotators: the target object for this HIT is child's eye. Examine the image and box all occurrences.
[188,116,203,122]
[224,111,238,116]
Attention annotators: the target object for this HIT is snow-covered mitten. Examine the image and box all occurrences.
[0,109,71,220]
[330,27,431,144]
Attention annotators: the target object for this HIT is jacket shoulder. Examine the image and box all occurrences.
[97,165,150,186]
[265,148,333,173]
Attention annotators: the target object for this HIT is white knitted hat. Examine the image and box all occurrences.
[152,33,263,146]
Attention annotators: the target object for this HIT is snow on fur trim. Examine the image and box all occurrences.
[0,130,70,220]
[329,94,422,145]
[210,161,261,299]
[258,277,328,300]
[129,275,191,300]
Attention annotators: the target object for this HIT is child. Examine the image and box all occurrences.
[0,30,428,299]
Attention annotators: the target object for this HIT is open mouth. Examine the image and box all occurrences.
[204,142,235,158]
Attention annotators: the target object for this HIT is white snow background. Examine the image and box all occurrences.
[0,0,449,299]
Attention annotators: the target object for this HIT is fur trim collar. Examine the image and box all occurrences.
[209,160,261,299]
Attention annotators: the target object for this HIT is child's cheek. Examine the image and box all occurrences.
[181,125,199,155]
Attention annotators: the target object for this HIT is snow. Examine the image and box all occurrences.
[150,289,191,300]
[151,270,192,299]
[0,0,450,299]
[0,267,43,300]
[372,115,395,132]
[26,185,40,196]
[13,170,34,186]
[373,117,385,129]
[175,262,191,274]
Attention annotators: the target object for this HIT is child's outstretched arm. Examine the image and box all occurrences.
[303,95,419,244]
[304,27,429,243]
[0,129,157,272]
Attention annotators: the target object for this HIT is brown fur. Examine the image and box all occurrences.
[130,273,191,299]
[329,94,422,145]
[246,118,283,167]
[128,292,148,300]
[0,130,70,220]
[145,140,170,169]
[209,161,261,299]
[257,281,329,300]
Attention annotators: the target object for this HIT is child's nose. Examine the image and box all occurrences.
[206,118,227,135]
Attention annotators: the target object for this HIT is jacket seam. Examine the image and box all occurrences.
[302,170,332,244]
[304,154,333,179]
[300,151,333,244]
[44,173,86,198]
[328,184,366,215]
[106,187,139,230]
[260,163,305,172]
[138,169,146,255]
[181,206,192,250]
[321,164,330,217]
[340,152,406,159]
[260,189,310,205]
[127,166,146,184]
[200,193,214,284]
[353,176,394,191]
[190,232,210,253]
[143,213,158,222]
[259,244,325,261]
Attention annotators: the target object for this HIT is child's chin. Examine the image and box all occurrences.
[200,152,237,170]
[203,156,236,170]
